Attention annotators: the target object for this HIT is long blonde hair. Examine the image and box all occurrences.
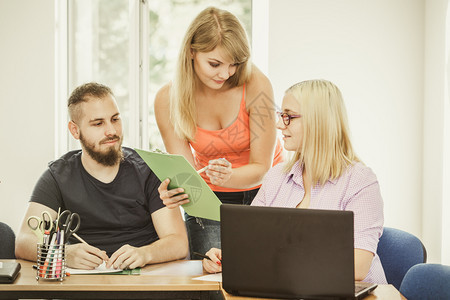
[170,7,252,141]
[284,80,360,185]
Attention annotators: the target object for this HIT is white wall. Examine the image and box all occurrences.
[0,0,56,233]
[423,0,448,264]
[268,0,425,250]
[443,1,450,265]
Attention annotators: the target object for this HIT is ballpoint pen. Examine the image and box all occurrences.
[197,158,229,174]
[193,252,211,260]
[73,232,88,244]
[196,166,208,174]
[193,252,221,265]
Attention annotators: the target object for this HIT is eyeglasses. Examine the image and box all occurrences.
[277,111,302,126]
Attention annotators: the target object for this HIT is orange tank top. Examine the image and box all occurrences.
[190,84,283,192]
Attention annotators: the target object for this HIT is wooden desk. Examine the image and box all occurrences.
[1,260,406,300]
[0,259,219,299]
[221,284,407,300]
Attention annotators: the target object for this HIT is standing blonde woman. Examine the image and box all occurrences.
[203,80,387,284]
[154,7,283,258]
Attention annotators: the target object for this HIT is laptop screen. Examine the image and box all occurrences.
[221,204,356,299]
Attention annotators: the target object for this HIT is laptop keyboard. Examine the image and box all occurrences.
[355,283,366,294]
[355,282,374,294]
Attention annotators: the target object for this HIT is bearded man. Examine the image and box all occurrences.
[15,82,188,270]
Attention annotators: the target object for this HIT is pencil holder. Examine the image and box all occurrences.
[36,243,66,281]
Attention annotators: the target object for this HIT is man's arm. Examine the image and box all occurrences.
[107,207,188,269]
[15,202,58,261]
[16,169,62,261]
[16,202,108,268]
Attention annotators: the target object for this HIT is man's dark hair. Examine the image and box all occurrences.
[68,82,114,122]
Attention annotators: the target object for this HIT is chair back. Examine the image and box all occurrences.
[0,222,16,259]
[400,263,450,300]
[377,227,426,290]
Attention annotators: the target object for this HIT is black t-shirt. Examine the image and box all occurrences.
[30,147,164,257]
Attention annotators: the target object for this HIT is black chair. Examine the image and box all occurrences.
[377,227,426,290]
[400,263,450,300]
[0,222,16,259]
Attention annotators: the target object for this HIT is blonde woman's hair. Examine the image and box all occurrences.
[284,79,360,185]
[170,7,252,141]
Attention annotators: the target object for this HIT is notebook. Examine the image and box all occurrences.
[220,204,377,299]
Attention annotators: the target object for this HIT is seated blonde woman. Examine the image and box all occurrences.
[202,79,387,284]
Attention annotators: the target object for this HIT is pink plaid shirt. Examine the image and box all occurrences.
[251,161,387,284]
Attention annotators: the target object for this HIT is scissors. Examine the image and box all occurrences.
[27,211,53,242]
[56,210,81,242]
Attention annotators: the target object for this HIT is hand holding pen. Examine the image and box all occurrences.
[54,209,108,269]
[65,243,108,269]
[204,158,232,187]
[197,248,222,274]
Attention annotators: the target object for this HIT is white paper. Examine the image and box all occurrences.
[193,273,222,282]
[139,260,203,276]
[66,261,122,275]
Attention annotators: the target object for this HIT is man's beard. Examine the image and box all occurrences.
[80,133,123,166]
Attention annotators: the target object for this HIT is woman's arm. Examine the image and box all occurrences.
[354,249,374,281]
[345,165,384,281]
[154,83,196,166]
[154,84,197,208]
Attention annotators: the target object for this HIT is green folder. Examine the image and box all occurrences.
[135,149,222,221]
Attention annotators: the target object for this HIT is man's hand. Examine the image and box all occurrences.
[66,243,109,269]
[158,178,189,209]
[107,244,148,270]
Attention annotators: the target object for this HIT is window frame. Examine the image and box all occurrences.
[55,0,263,157]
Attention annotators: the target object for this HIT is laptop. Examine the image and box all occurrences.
[220,204,378,299]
